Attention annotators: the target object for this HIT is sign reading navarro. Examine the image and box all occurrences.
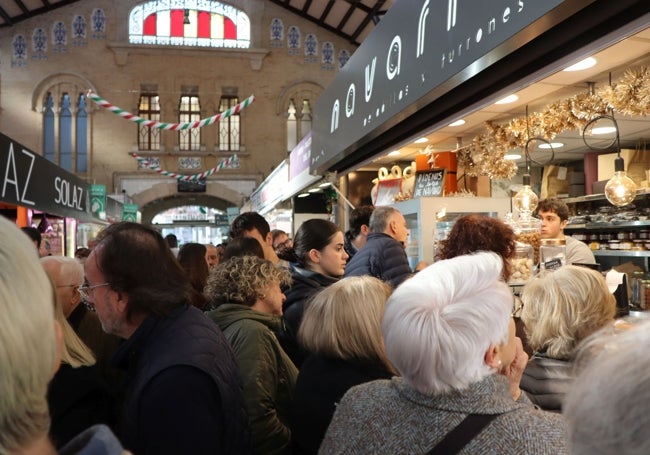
[0,132,91,218]
[311,0,564,174]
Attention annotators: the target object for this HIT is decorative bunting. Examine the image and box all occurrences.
[87,91,254,130]
[131,152,239,181]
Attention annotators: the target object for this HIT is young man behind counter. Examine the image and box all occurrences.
[536,198,596,265]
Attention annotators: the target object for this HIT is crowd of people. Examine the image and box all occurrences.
[1,198,645,454]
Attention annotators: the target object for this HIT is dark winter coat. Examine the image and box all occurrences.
[281,266,338,366]
[209,304,298,455]
[343,233,412,288]
[521,353,574,412]
[114,305,251,455]
[291,354,393,454]
[47,363,116,449]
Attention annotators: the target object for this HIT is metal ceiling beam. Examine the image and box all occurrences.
[267,0,362,45]
[0,0,82,28]
[350,0,385,43]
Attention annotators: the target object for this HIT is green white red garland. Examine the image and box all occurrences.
[132,152,239,181]
[87,91,255,130]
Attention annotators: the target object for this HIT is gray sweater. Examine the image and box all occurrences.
[319,375,567,454]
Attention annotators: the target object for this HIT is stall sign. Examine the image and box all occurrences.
[413,169,446,198]
[90,184,107,219]
[249,160,289,215]
[122,203,138,222]
[311,0,564,174]
[0,132,91,219]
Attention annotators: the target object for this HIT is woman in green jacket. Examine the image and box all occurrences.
[205,255,296,455]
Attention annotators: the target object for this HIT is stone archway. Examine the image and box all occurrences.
[132,181,246,225]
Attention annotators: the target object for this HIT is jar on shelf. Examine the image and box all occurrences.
[508,241,535,286]
[540,238,566,270]
[512,215,542,265]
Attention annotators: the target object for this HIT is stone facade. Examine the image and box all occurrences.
[0,0,355,215]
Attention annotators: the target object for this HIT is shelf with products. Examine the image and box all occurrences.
[561,191,650,271]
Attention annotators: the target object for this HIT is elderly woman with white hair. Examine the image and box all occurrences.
[319,252,567,454]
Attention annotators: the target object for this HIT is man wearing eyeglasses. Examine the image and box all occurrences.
[84,222,251,454]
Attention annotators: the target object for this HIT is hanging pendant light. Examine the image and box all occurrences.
[513,107,544,219]
[605,156,636,206]
[583,112,636,207]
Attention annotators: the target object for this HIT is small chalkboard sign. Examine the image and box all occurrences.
[413,168,446,197]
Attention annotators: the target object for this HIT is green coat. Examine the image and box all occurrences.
[208,304,297,455]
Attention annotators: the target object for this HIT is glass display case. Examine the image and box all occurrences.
[393,197,512,267]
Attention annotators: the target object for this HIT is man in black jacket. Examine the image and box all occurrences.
[344,205,414,288]
[83,222,251,454]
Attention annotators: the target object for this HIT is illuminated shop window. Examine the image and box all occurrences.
[129,1,250,48]
[218,95,240,152]
[179,95,201,151]
[137,93,161,151]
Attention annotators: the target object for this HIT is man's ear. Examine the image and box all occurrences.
[360,224,370,236]
[265,231,274,246]
[115,291,129,315]
[484,343,501,369]
[560,219,569,230]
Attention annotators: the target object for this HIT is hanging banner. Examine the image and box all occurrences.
[90,184,107,219]
[122,203,138,222]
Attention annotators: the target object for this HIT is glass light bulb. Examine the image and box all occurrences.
[605,171,637,207]
[513,185,539,216]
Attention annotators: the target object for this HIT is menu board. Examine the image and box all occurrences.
[413,169,446,197]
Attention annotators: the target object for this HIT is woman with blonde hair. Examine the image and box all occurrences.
[519,265,616,411]
[291,276,395,454]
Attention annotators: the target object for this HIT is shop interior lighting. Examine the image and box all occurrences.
[591,125,617,135]
[563,57,597,72]
[583,113,636,206]
[319,182,332,188]
[308,188,321,193]
[297,192,310,198]
[513,107,539,217]
[504,153,522,160]
[448,119,466,127]
[414,137,429,144]
[538,142,564,149]
[388,150,401,157]
[495,94,519,105]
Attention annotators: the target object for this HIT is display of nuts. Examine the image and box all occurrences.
[509,257,535,284]
[517,232,541,264]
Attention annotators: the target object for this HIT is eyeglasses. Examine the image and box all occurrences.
[512,295,524,318]
[56,284,79,288]
[78,283,110,302]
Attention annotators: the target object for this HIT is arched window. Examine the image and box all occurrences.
[35,75,94,174]
[286,98,312,153]
[277,82,322,154]
[129,1,250,48]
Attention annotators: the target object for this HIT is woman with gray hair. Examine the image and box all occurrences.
[319,252,567,454]
[564,320,650,455]
[519,265,616,411]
